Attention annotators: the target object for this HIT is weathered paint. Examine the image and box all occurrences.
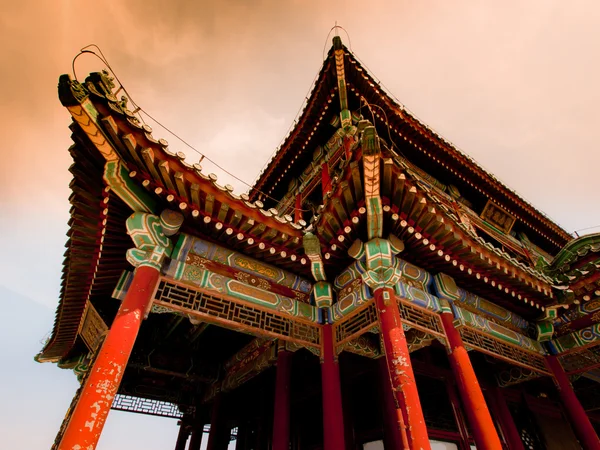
[374,287,431,450]
[378,357,409,450]
[58,265,160,449]
[440,311,503,450]
[546,356,600,450]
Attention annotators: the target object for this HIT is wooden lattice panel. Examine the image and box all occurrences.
[334,302,378,348]
[458,326,549,375]
[559,343,600,375]
[397,298,446,341]
[111,394,190,419]
[79,302,107,352]
[154,280,321,352]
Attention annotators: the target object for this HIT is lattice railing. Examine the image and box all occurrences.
[334,302,378,349]
[560,343,600,375]
[458,326,549,374]
[154,280,321,353]
[397,298,446,342]
[111,394,192,419]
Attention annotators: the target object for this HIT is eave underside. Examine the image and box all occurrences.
[253,45,571,254]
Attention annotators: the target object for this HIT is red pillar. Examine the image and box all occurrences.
[374,287,431,450]
[378,357,409,450]
[445,379,472,450]
[206,394,228,450]
[321,323,347,450]
[546,355,600,450]
[272,349,292,450]
[440,311,503,450]
[58,265,159,450]
[322,162,331,197]
[486,387,525,450]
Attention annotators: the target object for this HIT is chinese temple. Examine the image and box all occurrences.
[37,37,600,450]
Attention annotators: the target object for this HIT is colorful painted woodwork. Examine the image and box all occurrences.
[361,126,383,240]
[452,306,546,354]
[548,323,600,354]
[275,125,358,216]
[433,273,530,333]
[126,211,178,270]
[152,280,321,351]
[41,36,600,450]
[302,233,327,283]
[332,255,442,321]
[104,159,156,213]
[531,321,555,342]
[162,233,317,321]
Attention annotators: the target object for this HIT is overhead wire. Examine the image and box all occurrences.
[68,26,382,218]
[251,25,353,188]
[71,44,317,212]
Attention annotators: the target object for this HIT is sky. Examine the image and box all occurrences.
[1,1,600,448]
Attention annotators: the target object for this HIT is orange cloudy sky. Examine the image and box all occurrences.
[1,1,600,448]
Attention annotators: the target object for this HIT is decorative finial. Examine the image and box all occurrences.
[333,35,343,50]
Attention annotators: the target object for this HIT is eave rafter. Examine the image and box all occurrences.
[342,57,571,251]
[313,145,554,315]
[58,74,316,276]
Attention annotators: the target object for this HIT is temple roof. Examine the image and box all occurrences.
[39,39,590,364]
[251,38,572,253]
[37,72,316,362]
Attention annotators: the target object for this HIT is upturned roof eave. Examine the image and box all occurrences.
[251,41,572,250]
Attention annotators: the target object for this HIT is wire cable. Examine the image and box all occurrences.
[71,45,319,211]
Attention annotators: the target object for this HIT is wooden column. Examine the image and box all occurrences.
[546,356,600,450]
[378,357,409,450]
[272,349,292,450]
[341,361,357,450]
[445,379,472,450]
[487,387,525,450]
[188,423,205,450]
[235,421,249,450]
[440,311,503,450]
[206,393,229,450]
[58,265,159,450]
[175,422,191,450]
[321,323,347,450]
[374,287,431,450]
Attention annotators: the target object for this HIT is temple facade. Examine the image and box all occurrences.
[37,37,600,450]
